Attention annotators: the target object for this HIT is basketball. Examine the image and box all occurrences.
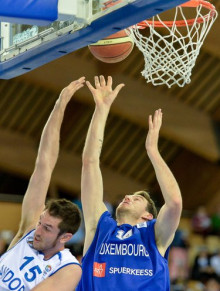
[88,30,134,63]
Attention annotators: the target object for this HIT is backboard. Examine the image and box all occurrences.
[0,0,188,79]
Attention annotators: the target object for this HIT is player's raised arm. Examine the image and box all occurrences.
[82,75,124,254]
[145,109,182,256]
[9,77,85,248]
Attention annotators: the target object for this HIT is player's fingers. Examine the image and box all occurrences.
[75,83,85,90]
[154,109,162,127]
[100,75,106,87]
[114,83,125,95]
[107,76,113,87]
[75,76,85,84]
[152,109,159,125]
[86,81,95,92]
[95,76,100,87]
[148,115,153,129]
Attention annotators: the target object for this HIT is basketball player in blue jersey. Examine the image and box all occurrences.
[76,75,183,291]
[0,77,85,291]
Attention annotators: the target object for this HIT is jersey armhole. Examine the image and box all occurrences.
[151,220,170,260]
[82,211,111,260]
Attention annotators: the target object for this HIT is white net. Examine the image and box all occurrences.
[127,1,218,88]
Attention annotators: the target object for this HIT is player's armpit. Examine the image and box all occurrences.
[154,203,182,256]
[31,264,82,291]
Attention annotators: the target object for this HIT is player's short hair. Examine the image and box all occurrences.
[133,190,158,218]
[45,198,81,235]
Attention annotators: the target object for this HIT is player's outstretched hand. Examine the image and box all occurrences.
[86,75,124,109]
[60,77,86,104]
[145,109,162,156]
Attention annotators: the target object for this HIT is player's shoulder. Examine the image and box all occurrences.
[60,248,80,264]
[100,210,114,222]
[98,211,116,229]
[136,219,157,230]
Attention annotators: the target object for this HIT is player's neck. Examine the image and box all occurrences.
[117,214,146,226]
[42,246,65,260]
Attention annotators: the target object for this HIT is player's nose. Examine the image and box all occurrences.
[35,224,42,235]
[124,195,131,201]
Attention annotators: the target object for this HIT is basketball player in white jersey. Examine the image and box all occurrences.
[77,75,182,290]
[0,77,85,291]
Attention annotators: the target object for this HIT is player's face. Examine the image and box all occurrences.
[116,194,149,219]
[33,210,63,253]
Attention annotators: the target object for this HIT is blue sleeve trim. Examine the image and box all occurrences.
[49,262,82,276]
[148,219,170,260]
[81,211,111,261]
[0,0,58,25]
[97,211,111,227]
[93,211,114,238]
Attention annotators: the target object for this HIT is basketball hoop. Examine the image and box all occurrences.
[127,0,218,88]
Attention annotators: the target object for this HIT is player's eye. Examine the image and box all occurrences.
[44,226,49,231]
[134,197,140,201]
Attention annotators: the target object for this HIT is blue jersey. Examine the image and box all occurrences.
[77,211,170,291]
[0,230,80,290]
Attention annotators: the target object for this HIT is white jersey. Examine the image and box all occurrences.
[0,230,80,291]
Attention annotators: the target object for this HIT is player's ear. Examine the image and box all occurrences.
[142,212,153,221]
[60,233,73,244]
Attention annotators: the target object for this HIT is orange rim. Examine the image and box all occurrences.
[136,0,217,28]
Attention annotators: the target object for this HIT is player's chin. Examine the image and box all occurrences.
[118,203,130,209]
[116,205,129,215]
[33,240,42,250]
[116,204,123,212]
